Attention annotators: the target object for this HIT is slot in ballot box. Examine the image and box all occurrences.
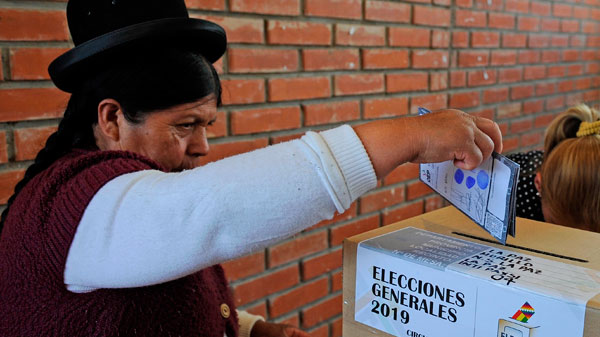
[342,207,600,337]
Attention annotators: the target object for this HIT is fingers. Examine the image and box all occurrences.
[474,129,495,161]
[455,121,493,170]
[285,327,312,337]
[454,144,483,171]
[452,113,500,170]
[473,116,503,153]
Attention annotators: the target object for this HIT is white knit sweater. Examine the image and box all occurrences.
[64,125,377,336]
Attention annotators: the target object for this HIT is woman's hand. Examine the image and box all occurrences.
[353,109,503,179]
[250,320,311,337]
[408,109,502,169]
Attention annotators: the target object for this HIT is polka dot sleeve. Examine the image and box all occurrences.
[507,150,545,222]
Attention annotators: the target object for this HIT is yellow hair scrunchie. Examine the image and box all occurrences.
[576,120,600,137]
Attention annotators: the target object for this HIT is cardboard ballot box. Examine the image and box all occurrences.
[342,207,600,337]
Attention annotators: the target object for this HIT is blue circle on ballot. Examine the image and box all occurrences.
[477,170,490,189]
[466,176,476,189]
[454,169,464,184]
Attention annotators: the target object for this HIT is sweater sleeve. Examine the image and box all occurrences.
[237,310,264,337]
[65,125,376,291]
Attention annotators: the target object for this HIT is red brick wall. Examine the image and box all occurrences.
[1,0,600,335]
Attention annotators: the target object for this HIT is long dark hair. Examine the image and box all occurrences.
[0,48,222,234]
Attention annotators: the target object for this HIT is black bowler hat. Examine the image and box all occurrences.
[48,0,227,93]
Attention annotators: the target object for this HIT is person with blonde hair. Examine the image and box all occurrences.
[508,104,600,232]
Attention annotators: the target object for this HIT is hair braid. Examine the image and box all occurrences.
[0,95,96,233]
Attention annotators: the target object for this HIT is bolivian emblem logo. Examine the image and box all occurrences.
[497,302,539,337]
[511,302,535,323]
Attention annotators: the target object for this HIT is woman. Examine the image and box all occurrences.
[508,104,600,231]
[0,0,502,336]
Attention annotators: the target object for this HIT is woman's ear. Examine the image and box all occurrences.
[96,99,123,144]
[534,171,542,194]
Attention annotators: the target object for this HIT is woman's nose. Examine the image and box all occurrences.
[187,127,210,156]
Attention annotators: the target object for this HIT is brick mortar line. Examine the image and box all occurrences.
[0,42,73,48]
[5,126,14,162]
[0,1,65,10]
[225,46,599,55]
[187,9,600,27]
[371,198,427,215]
[1,47,10,81]
[189,40,600,47]
[228,264,305,288]
[328,213,383,234]
[0,158,33,171]
[1,1,597,15]
[0,80,58,89]
[297,97,306,134]
[203,131,280,144]
[221,45,600,53]
[8,118,61,130]
[303,246,343,260]
[224,109,233,139]
[0,60,594,89]
[217,63,600,81]
[221,67,600,85]
[457,13,600,22]
[223,123,343,142]
[0,36,595,51]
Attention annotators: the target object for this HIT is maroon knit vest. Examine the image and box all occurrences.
[0,150,239,337]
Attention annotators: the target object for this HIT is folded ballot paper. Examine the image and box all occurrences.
[417,107,520,244]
